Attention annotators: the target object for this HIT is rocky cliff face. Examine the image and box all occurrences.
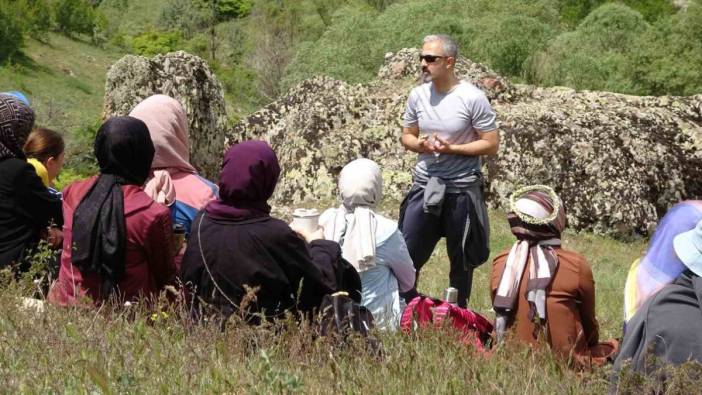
[103,51,227,178]
[227,48,702,236]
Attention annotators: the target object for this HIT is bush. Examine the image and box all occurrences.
[626,3,702,95]
[18,0,52,42]
[527,3,649,92]
[480,15,554,78]
[128,30,182,56]
[0,0,25,62]
[54,0,97,35]
[216,0,254,20]
[557,0,674,27]
[283,0,560,89]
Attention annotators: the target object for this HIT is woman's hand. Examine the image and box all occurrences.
[290,223,324,243]
[47,227,63,249]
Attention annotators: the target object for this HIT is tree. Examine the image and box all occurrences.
[54,0,96,36]
[0,0,24,62]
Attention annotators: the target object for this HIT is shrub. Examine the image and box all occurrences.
[0,0,25,62]
[53,0,97,35]
[527,3,649,92]
[128,30,182,56]
[216,0,254,20]
[283,0,560,89]
[18,0,52,42]
[480,15,554,78]
[626,3,702,96]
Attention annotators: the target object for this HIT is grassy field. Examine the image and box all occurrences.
[0,35,118,132]
[4,208,697,394]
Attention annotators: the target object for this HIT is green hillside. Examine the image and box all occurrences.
[0,35,118,132]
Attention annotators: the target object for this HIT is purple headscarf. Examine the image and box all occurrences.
[624,200,702,321]
[205,141,280,221]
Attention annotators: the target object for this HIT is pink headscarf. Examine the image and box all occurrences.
[129,95,196,205]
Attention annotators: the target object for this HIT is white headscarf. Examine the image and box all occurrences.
[322,159,382,272]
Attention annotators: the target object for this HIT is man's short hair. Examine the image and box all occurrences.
[423,34,458,58]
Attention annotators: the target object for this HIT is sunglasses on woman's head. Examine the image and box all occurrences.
[419,54,447,63]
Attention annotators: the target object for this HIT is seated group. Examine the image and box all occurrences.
[1,92,700,375]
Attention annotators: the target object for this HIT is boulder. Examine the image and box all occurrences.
[227,50,702,237]
[103,51,228,179]
[491,87,702,235]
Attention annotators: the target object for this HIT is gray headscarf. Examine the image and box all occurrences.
[322,158,382,272]
[0,93,35,160]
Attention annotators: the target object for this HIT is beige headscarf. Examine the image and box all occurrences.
[129,95,195,205]
[322,159,382,272]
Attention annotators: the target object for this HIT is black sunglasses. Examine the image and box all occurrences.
[419,54,447,63]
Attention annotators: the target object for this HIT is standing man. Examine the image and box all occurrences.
[399,34,499,307]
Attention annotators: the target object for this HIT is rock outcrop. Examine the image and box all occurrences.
[103,51,227,179]
[227,48,702,237]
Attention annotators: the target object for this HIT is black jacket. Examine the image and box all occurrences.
[181,212,360,323]
[0,158,63,269]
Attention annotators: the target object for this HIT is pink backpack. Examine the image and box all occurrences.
[400,296,493,351]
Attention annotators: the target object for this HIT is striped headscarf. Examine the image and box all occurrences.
[0,93,35,160]
[623,201,702,322]
[493,186,566,342]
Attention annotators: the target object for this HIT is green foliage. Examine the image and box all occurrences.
[284,0,560,88]
[527,3,649,92]
[363,0,399,11]
[215,0,254,20]
[0,0,25,62]
[128,30,182,56]
[54,0,97,35]
[159,0,209,39]
[627,3,702,96]
[558,0,675,27]
[479,15,555,78]
[17,0,53,42]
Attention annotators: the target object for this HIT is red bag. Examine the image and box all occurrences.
[400,296,493,351]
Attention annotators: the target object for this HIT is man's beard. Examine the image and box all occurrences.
[421,69,432,83]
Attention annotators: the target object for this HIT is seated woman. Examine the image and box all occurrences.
[49,117,176,305]
[129,95,217,236]
[613,202,702,380]
[24,127,65,197]
[0,94,63,272]
[319,158,415,330]
[180,141,360,324]
[490,186,617,367]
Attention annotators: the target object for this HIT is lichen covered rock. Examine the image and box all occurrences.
[227,50,702,237]
[490,87,702,235]
[103,51,227,179]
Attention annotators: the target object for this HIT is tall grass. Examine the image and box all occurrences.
[1,209,699,393]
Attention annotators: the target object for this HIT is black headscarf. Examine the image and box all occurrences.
[71,116,155,298]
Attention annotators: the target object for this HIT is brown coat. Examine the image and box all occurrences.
[491,247,614,366]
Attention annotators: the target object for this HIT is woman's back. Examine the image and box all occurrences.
[50,177,175,305]
[0,158,62,268]
[182,213,340,320]
[321,208,415,329]
[491,247,599,357]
